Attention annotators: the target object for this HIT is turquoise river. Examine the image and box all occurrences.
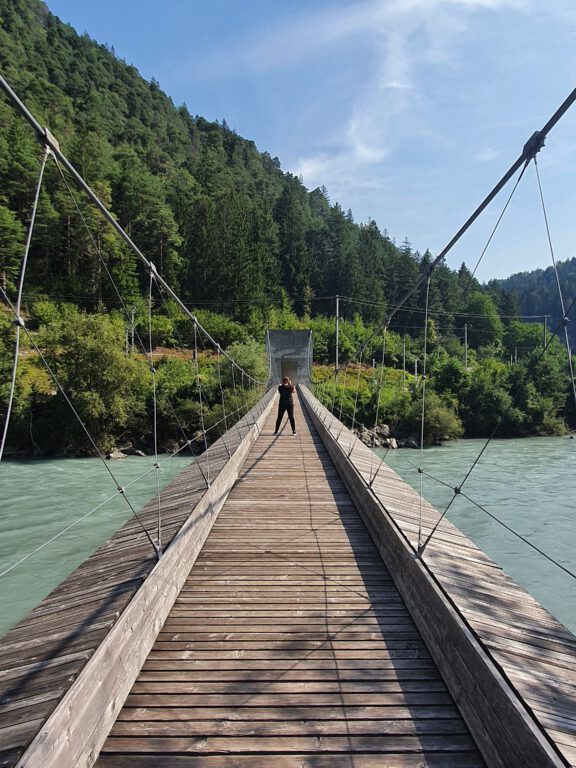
[0,436,574,637]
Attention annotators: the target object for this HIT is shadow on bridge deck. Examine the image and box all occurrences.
[95,393,483,767]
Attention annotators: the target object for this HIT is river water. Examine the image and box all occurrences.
[0,453,192,637]
[379,436,576,634]
[1,438,575,638]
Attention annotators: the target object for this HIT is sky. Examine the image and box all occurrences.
[45,0,576,282]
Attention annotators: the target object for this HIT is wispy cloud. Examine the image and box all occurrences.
[473,147,502,162]
[285,0,527,199]
[182,0,545,229]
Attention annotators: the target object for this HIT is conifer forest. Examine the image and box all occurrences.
[1,0,574,454]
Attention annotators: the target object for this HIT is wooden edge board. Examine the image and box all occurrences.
[14,392,276,768]
[299,385,566,768]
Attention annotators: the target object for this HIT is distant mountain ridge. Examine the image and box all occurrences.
[493,257,576,345]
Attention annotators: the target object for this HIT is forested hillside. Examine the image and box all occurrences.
[0,0,436,324]
[494,258,576,347]
[0,0,574,455]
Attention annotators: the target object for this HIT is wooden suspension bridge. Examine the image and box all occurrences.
[0,334,575,768]
[1,74,576,768]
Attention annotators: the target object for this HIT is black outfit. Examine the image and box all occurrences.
[274,384,296,433]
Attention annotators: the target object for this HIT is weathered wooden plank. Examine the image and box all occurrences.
[117,704,462,721]
[122,692,457,708]
[110,718,470,737]
[0,722,44,754]
[0,751,23,768]
[130,679,448,695]
[141,658,437,671]
[100,734,478,753]
[10,395,276,768]
[94,395,482,767]
[301,386,573,768]
[145,647,431,660]
[148,640,430,651]
[136,668,441,682]
[95,754,486,768]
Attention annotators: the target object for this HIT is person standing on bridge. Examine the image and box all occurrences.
[274,376,296,435]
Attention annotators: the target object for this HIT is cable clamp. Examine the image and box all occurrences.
[417,467,423,474]
[562,316,570,327]
[44,127,60,152]
[117,485,126,495]
[150,365,156,374]
[148,262,158,279]
[522,130,545,161]
[154,462,160,470]
[453,486,461,495]
[14,315,25,328]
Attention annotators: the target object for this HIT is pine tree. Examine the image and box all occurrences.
[0,204,24,294]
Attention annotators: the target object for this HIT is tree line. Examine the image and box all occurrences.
[494,258,576,348]
[0,0,574,455]
[0,0,516,329]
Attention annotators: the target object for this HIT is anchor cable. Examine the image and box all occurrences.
[533,156,576,409]
[0,146,51,461]
[0,287,161,560]
[148,269,163,555]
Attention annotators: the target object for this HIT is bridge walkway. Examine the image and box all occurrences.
[95,393,483,767]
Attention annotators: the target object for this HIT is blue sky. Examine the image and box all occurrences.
[46,0,576,282]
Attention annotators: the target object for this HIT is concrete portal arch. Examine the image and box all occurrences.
[266,330,312,386]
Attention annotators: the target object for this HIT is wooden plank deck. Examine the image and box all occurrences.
[301,386,576,767]
[95,394,484,767]
[0,392,273,768]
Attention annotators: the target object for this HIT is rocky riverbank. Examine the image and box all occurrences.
[353,424,419,450]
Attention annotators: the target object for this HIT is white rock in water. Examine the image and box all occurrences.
[106,449,127,460]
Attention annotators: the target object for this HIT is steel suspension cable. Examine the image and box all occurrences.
[348,349,365,456]
[419,293,576,555]
[368,328,388,483]
[57,150,263,460]
[337,364,350,424]
[148,269,162,555]
[533,157,576,409]
[0,435,200,580]
[152,287,215,460]
[51,156,153,358]
[230,364,243,442]
[458,490,576,582]
[193,323,210,486]
[368,163,528,493]
[0,486,126,579]
[0,286,161,559]
[216,346,232,458]
[381,86,576,329]
[331,365,339,416]
[1,146,51,461]
[0,75,263,389]
[313,161,528,442]
[417,277,432,551]
[413,158,575,554]
[53,157,201,472]
[315,85,570,392]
